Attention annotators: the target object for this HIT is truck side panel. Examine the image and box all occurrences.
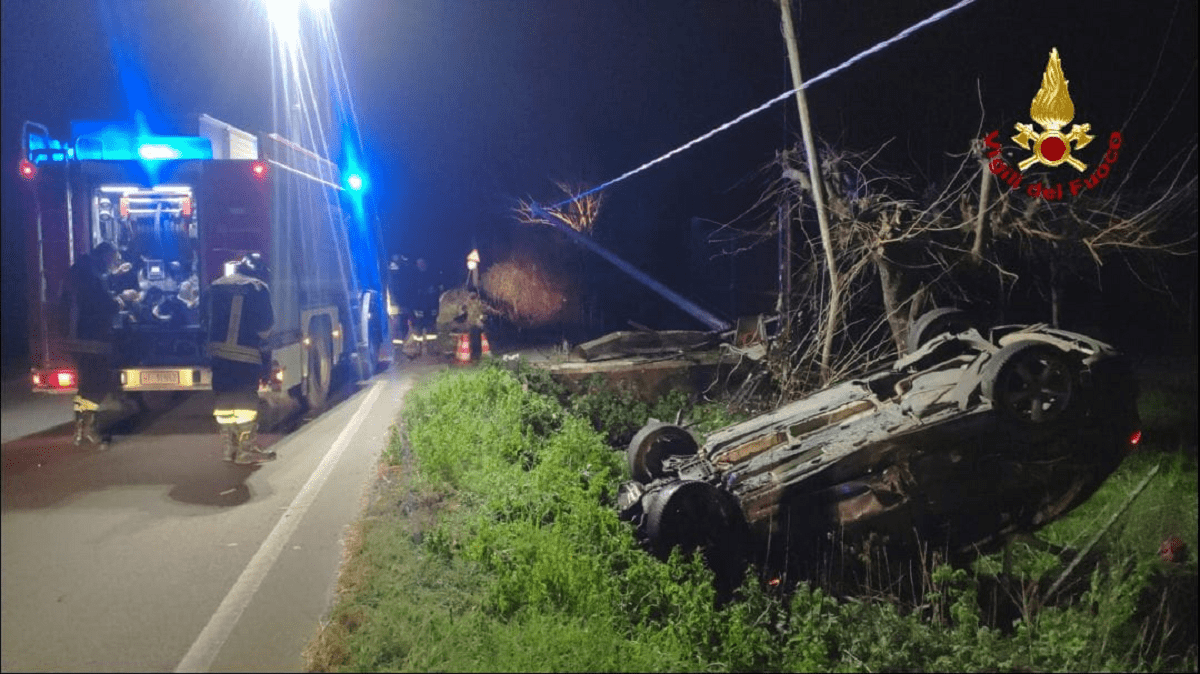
[198,161,272,288]
[259,134,360,352]
[23,163,74,381]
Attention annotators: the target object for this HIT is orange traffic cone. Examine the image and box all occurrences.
[454,333,471,364]
[480,332,492,358]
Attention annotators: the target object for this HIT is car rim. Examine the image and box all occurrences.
[1003,352,1072,422]
[628,424,697,482]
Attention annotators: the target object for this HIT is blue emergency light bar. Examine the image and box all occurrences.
[23,124,71,164]
[74,133,213,162]
[24,120,214,164]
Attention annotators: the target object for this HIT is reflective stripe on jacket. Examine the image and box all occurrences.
[204,273,274,365]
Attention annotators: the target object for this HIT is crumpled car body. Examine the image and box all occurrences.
[617,317,1140,567]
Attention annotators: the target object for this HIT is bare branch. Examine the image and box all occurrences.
[514,181,605,234]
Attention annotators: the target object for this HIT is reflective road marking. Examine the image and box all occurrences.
[175,381,384,672]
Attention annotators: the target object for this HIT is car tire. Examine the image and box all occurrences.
[906,308,976,354]
[982,340,1078,427]
[627,422,699,483]
[644,480,742,558]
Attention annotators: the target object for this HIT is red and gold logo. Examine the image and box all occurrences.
[1011,48,1094,172]
[981,47,1122,200]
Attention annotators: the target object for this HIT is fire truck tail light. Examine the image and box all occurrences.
[19,159,36,180]
[251,161,268,179]
[180,196,193,217]
[32,373,41,386]
[56,371,75,388]
[119,196,130,218]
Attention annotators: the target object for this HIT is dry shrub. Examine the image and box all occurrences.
[482,257,575,327]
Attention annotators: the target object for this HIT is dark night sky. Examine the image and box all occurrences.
[2,0,1196,367]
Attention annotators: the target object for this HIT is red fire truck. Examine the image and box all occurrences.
[18,114,388,409]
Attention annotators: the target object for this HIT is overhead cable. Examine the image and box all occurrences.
[548,0,981,211]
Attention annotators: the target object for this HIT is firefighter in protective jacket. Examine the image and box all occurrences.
[63,241,125,449]
[203,254,276,464]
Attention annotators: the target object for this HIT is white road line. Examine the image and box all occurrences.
[175,381,386,673]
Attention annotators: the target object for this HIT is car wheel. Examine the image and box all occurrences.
[907,308,976,353]
[982,341,1078,426]
[627,422,699,483]
[644,480,741,558]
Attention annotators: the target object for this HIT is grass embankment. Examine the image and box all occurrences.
[307,363,1197,672]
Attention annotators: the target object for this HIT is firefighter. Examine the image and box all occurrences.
[203,253,276,464]
[63,241,125,449]
[404,257,440,357]
[387,254,412,343]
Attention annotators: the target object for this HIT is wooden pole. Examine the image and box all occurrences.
[779,0,837,382]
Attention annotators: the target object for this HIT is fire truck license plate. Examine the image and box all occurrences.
[140,370,180,385]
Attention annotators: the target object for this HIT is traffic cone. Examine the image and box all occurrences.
[480,332,492,358]
[455,333,471,364]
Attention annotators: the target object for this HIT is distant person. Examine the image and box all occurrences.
[62,241,125,449]
[203,253,276,464]
[387,254,414,342]
[405,257,441,357]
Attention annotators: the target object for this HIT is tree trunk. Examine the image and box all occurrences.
[972,161,991,260]
[876,249,907,353]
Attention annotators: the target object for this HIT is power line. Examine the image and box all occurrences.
[548,0,981,211]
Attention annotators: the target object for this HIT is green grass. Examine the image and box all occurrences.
[309,361,1198,672]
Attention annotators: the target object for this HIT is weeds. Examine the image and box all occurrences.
[311,364,1198,672]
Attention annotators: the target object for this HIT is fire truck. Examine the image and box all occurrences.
[18,114,388,410]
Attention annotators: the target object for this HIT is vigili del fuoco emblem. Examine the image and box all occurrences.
[1011,47,1094,172]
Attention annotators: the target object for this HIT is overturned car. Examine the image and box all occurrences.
[617,311,1140,570]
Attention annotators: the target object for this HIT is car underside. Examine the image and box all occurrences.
[617,311,1140,578]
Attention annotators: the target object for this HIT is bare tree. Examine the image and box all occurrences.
[711,130,1196,398]
[479,181,609,331]
[514,181,604,234]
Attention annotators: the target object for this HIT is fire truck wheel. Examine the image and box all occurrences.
[304,321,334,410]
[360,290,383,375]
[357,289,381,374]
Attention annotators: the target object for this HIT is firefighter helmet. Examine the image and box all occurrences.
[227,252,269,281]
[240,253,269,281]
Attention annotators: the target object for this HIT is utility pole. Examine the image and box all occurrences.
[779,0,837,382]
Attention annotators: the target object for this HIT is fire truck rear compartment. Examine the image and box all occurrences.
[94,184,209,389]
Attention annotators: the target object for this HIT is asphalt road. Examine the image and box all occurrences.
[1,362,437,672]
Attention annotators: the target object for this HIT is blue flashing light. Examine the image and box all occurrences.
[67,120,213,163]
[138,143,183,160]
[25,130,71,164]
[347,173,364,191]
